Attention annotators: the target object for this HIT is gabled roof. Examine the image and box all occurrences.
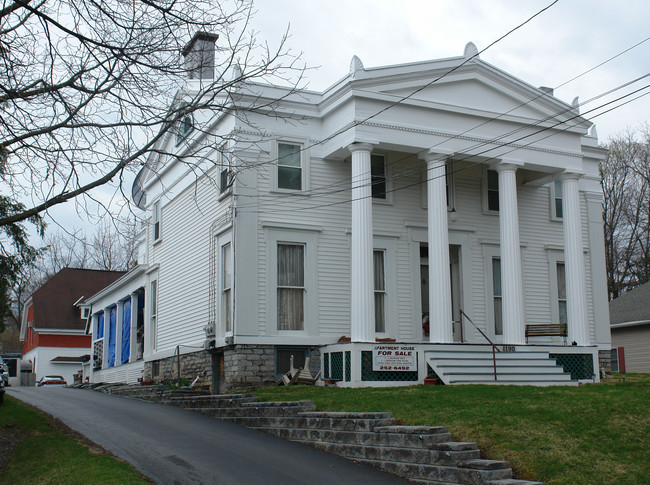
[609,282,650,326]
[30,268,125,331]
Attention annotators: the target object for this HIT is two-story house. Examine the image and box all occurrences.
[86,34,610,391]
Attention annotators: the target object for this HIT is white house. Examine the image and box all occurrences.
[87,34,610,390]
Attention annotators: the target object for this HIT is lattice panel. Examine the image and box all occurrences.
[550,353,594,380]
[93,340,103,370]
[331,352,343,381]
[345,351,351,382]
[324,353,330,379]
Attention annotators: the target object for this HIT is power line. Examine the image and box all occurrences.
[233,74,650,212]
[236,86,648,214]
[229,0,561,180]
[230,37,649,209]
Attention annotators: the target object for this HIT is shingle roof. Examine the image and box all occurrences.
[31,268,125,330]
[609,282,650,325]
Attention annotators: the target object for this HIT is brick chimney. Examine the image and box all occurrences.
[182,32,219,80]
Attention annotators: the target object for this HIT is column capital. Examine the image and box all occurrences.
[420,149,453,163]
[494,160,523,173]
[347,142,375,155]
[558,171,583,181]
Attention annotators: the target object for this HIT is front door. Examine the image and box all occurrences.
[420,244,462,341]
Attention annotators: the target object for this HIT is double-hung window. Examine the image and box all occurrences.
[551,180,563,220]
[150,279,158,350]
[486,169,499,212]
[176,114,193,145]
[492,257,503,336]
[277,143,302,191]
[373,250,386,333]
[153,201,161,242]
[222,243,232,333]
[371,154,387,199]
[220,151,232,194]
[556,262,567,325]
[277,243,305,330]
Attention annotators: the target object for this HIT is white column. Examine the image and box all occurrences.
[561,173,589,345]
[129,293,139,364]
[349,143,375,342]
[497,163,525,344]
[424,153,453,343]
[102,306,111,368]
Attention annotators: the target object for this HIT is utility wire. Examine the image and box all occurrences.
[228,0,561,179]
[230,37,649,208]
[233,76,650,212]
[236,85,649,214]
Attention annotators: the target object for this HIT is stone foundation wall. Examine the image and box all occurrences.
[144,345,321,393]
[144,350,213,390]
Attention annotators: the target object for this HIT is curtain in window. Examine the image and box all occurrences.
[222,243,232,332]
[374,250,386,332]
[492,258,502,335]
[108,307,116,367]
[277,244,304,330]
[557,262,567,324]
[121,299,131,365]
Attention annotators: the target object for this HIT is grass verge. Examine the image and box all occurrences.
[0,395,150,485]
[255,374,650,485]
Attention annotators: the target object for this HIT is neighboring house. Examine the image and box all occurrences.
[609,282,650,373]
[87,34,611,391]
[20,268,125,384]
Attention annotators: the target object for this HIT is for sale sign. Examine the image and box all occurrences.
[372,345,417,372]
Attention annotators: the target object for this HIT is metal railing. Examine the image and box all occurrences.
[459,309,500,381]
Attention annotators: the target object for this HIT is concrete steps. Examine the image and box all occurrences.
[426,347,576,386]
[101,387,543,484]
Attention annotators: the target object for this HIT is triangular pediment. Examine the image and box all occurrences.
[361,61,577,125]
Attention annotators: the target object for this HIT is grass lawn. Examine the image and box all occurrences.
[255,374,650,485]
[0,395,150,485]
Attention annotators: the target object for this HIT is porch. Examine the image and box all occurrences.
[319,341,599,387]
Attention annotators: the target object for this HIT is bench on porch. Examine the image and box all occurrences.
[525,323,568,344]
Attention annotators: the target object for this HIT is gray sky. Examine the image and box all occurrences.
[41,0,650,237]
[252,0,649,141]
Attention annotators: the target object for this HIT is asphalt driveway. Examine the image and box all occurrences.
[8,387,408,485]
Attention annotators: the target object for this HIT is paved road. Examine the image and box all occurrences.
[8,387,408,485]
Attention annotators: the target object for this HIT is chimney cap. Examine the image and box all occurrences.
[182,31,220,57]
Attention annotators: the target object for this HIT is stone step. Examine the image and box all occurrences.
[193,401,316,417]
[297,439,482,467]
[487,480,544,485]
[255,426,455,449]
[162,393,258,408]
[208,413,396,431]
[354,457,513,485]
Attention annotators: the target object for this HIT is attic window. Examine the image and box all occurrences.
[175,114,194,145]
[81,307,90,319]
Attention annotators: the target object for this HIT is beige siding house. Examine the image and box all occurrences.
[610,283,650,373]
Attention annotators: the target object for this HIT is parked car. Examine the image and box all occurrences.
[0,378,5,404]
[36,375,67,387]
[0,356,8,386]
